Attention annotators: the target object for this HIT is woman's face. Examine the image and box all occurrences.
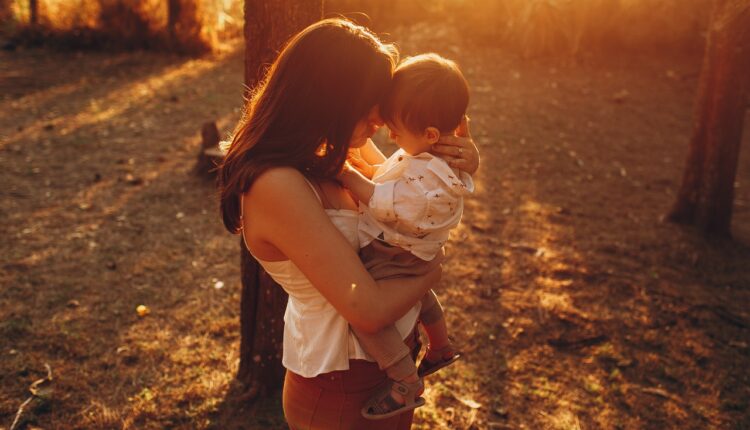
[349,106,384,148]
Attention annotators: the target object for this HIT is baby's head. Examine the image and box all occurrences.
[381,53,469,155]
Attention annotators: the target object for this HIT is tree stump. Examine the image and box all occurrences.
[194,121,223,177]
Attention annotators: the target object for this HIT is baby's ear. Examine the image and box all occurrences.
[425,127,440,145]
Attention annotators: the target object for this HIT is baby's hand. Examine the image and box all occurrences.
[336,159,376,204]
[346,150,375,178]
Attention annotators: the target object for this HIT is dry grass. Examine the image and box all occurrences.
[0,43,251,429]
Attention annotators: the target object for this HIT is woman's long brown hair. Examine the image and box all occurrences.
[218,18,397,233]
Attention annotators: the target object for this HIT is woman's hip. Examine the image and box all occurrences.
[283,329,421,430]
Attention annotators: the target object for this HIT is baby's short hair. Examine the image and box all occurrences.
[382,53,469,135]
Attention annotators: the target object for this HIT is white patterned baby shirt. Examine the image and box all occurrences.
[358,148,474,261]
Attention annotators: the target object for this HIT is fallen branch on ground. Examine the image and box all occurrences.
[10,363,53,430]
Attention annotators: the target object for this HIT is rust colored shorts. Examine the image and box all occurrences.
[282,328,422,430]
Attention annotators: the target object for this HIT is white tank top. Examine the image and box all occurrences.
[239,178,421,377]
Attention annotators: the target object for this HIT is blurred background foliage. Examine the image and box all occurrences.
[0,0,241,53]
[328,0,712,56]
[0,0,711,56]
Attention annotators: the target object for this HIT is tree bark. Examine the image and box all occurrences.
[29,0,37,25]
[167,0,207,54]
[237,0,322,401]
[667,0,750,237]
[244,0,323,90]
[0,0,11,24]
[167,0,181,37]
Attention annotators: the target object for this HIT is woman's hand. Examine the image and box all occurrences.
[430,115,480,175]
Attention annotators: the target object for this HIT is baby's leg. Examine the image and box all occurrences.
[419,289,450,350]
[418,290,461,377]
[350,324,416,382]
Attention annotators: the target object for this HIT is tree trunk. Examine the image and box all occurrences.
[667,0,750,237]
[29,0,37,25]
[167,0,180,38]
[0,0,11,25]
[244,0,323,89]
[167,0,207,54]
[237,0,322,401]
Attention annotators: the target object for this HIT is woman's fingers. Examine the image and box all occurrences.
[433,116,480,174]
[439,155,466,169]
[432,142,476,169]
[432,143,466,156]
[436,135,463,147]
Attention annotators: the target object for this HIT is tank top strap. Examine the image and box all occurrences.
[301,176,324,205]
[303,177,339,209]
[238,175,325,252]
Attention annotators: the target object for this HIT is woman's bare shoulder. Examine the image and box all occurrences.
[247,166,309,198]
[243,166,325,224]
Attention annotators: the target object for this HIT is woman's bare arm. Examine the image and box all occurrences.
[243,167,439,333]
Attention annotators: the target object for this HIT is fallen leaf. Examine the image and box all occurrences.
[459,397,482,409]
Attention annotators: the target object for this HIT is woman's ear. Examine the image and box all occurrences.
[425,127,440,145]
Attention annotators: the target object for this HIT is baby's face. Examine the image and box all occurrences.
[386,121,433,156]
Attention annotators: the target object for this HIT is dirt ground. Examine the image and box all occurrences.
[1,22,749,430]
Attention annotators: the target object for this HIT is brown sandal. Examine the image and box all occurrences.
[361,378,425,420]
[417,344,462,377]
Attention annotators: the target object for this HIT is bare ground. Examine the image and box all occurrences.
[1,24,749,430]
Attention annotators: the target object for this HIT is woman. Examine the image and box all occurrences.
[219,18,479,429]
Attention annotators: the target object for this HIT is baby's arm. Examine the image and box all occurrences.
[346,139,386,179]
[337,163,375,203]
[360,138,387,165]
[347,149,377,179]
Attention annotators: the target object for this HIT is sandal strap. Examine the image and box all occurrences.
[365,379,424,415]
[426,339,457,355]
[392,381,410,396]
[417,350,462,377]
[368,391,405,415]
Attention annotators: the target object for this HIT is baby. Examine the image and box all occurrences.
[337,53,474,420]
